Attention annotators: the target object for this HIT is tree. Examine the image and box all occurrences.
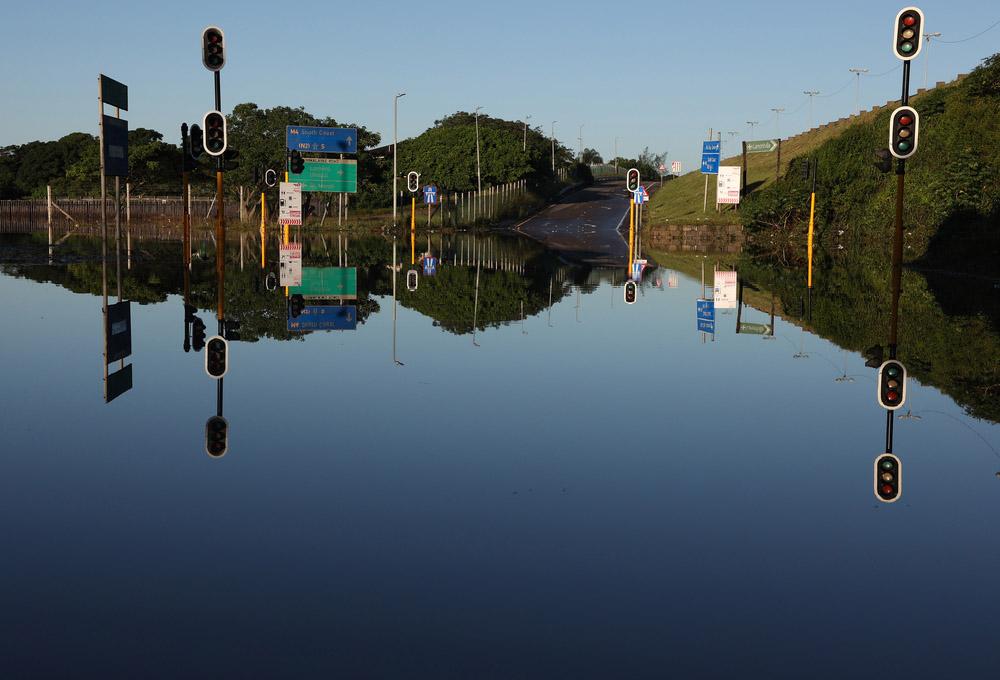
[581,148,603,164]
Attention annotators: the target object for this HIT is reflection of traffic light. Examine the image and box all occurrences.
[892,7,924,61]
[875,454,901,503]
[407,171,420,193]
[874,148,893,174]
[205,336,229,379]
[626,168,640,193]
[223,148,239,172]
[205,416,228,458]
[406,269,419,291]
[289,150,305,174]
[192,316,207,352]
[189,124,204,159]
[624,280,637,304]
[889,106,919,160]
[203,111,227,156]
[202,26,226,71]
[877,360,907,410]
[289,294,305,318]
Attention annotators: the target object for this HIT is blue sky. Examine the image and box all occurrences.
[1,0,997,172]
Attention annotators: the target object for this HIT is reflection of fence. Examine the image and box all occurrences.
[0,196,240,233]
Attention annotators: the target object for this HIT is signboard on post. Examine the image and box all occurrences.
[745,139,779,154]
[423,257,438,276]
[99,74,129,111]
[279,182,302,225]
[105,301,132,363]
[423,185,438,205]
[295,158,357,193]
[701,141,721,175]
[697,298,716,333]
[714,270,738,309]
[279,243,303,287]
[288,305,357,332]
[671,161,682,175]
[716,166,742,205]
[102,116,129,177]
[286,126,357,153]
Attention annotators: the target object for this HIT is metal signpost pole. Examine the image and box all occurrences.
[214,70,225,328]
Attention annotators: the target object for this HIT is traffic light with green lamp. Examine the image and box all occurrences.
[892,7,924,61]
[889,107,919,160]
[877,360,907,410]
[875,453,902,503]
[624,280,637,304]
[202,26,226,71]
[203,111,227,156]
[289,150,305,174]
[205,336,229,379]
[205,415,229,458]
[626,168,640,193]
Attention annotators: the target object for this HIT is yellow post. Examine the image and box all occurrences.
[260,192,266,269]
[807,191,816,289]
[410,195,416,265]
[628,199,635,274]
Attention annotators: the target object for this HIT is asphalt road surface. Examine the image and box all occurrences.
[513,182,631,266]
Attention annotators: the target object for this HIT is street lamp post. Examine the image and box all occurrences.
[578,124,584,162]
[923,32,942,90]
[474,106,482,193]
[392,92,405,226]
[551,121,557,174]
[746,120,759,139]
[614,136,619,174]
[523,114,532,151]
[849,68,869,116]
[803,90,820,129]
[770,108,785,140]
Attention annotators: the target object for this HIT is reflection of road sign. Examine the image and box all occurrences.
[295,158,357,193]
[285,126,357,153]
[667,272,678,288]
[745,139,779,153]
[423,185,438,204]
[289,267,358,300]
[671,160,682,175]
[279,243,302,287]
[423,257,438,276]
[697,298,716,333]
[288,305,357,331]
[105,301,132,363]
[406,269,419,292]
[716,166,742,205]
[714,270,737,309]
[105,364,133,403]
[279,182,302,225]
[738,322,772,335]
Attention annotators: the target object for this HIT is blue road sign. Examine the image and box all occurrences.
[286,126,358,153]
[423,185,438,205]
[701,140,721,175]
[697,298,716,333]
[698,318,716,333]
[423,256,438,276]
[703,141,721,154]
[633,189,646,204]
[288,305,357,331]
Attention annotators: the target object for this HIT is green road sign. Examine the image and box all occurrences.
[289,267,357,299]
[295,158,357,193]
[100,74,128,111]
[745,139,779,154]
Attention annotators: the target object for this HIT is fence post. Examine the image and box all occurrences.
[126,183,131,224]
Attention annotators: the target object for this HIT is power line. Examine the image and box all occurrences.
[868,64,902,78]
[938,18,1000,43]
[817,78,854,98]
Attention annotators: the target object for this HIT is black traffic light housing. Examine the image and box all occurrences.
[289,294,305,318]
[289,150,305,174]
[407,171,420,193]
[189,124,205,159]
[203,111,227,156]
[223,148,239,172]
[205,415,229,458]
[406,269,419,292]
[877,360,907,410]
[624,280,637,304]
[875,453,902,503]
[202,26,226,71]
[192,316,207,352]
[205,335,229,379]
[892,7,924,61]
[889,106,919,160]
[874,148,893,174]
[626,168,640,193]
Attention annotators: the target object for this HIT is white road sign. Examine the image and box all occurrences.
[279,181,302,226]
[714,270,738,309]
[279,243,302,287]
[716,166,742,205]
[671,161,682,175]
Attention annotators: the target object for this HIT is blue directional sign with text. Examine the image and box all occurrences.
[701,140,721,175]
[697,298,716,333]
[288,305,357,331]
[286,126,358,153]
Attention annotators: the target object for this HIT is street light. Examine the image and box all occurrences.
[474,106,482,193]
[614,136,619,174]
[746,120,759,139]
[393,92,406,226]
[803,90,820,129]
[523,114,532,151]
[578,123,584,162]
[770,108,785,140]
[551,120,557,173]
[923,32,942,90]
[849,68,869,116]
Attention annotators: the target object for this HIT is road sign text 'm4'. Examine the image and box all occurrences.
[286,126,357,153]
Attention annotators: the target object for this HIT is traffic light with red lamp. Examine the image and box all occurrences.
[289,150,305,174]
[205,336,229,379]
[202,26,226,71]
[892,8,924,61]
[889,107,919,160]
[624,280,637,304]
[877,360,907,410]
[203,111,227,156]
[626,168,640,193]
[205,415,229,458]
[875,454,902,503]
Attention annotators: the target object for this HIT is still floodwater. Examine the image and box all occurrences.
[1,230,999,678]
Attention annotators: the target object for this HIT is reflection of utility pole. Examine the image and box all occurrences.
[548,277,553,327]
[472,260,481,347]
[576,287,581,323]
[392,236,403,365]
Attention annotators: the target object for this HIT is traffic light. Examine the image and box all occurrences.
[889,106,919,160]
[864,344,885,369]
[289,150,305,174]
[289,294,305,318]
[626,168,640,193]
[874,453,902,503]
[877,360,907,410]
[203,111,227,156]
[874,148,893,173]
[223,148,239,172]
[192,316,207,352]
[205,415,229,458]
[407,171,420,193]
[624,280,637,304]
[189,124,204,159]
[892,7,924,61]
[202,26,226,71]
[205,335,229,379]
[406,269,419,292]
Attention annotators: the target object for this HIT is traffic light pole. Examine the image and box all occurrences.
[214,70,225,330]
